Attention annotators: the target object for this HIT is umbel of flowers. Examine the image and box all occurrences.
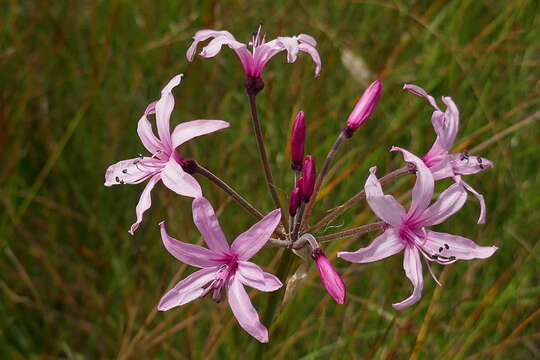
[105,26,497,343]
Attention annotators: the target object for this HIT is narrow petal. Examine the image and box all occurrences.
[418,182,467,227]
[297,33,317,47]
[437,96,460,150]
[449,153,493,176]
[459,178,487,224]
[237,261,282,292]
[136,102,162,154]
[365,166,406,226]
[403,84,441,111]
[338,228,404,263]
[186,30,242,61]
[157,267,218,311]
[160,221,223,268]
[129,174,161,235]
[192,197,230,253]
[423,230,497,261]
[227,277,269,343]
[277,36,300,63]
[161,158,202,198]
[392,246,424,310]
[391,147,434,218]
[200,35,245,58]
[237,261,265,283]
[171,120,230,149]
[104,157,160,186]
[298,43,322,77]
[155,74,183,151]
[231,209,281,261]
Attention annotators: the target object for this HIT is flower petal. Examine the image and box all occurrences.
[237,261,282,292]
[297,33,317,47]
[277,36,300,63]
[392,246,424,310]
[104,157,160,186]
[237,261,265,283]
[436,96,460,151]
[136,101,162,154]
[160,221,223,268]
[459,178,487,224]
[449,153,493,176]
[227,277,269,343]
[157,267,218,311]
[418,182,467,227]
[171,120,230,149]
[231,209,281,261]
[129,174,161,235]
[187,30,237,61]
[424,230,497,261]
[391,147,434,219]
[403,84,441,111]
[161,158,202,198]
[192,197,230,253]
[365,166,406,226]
[298,42,322,77]
[155,74,183,151]
[338,228,404,263]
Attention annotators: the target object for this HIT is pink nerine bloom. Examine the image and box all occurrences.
[104,74,229,234]
[158,197,282,343]
[338,147,497,310]
[344,80,383,136]
[186,26,321,78]
[403,84,493,223]
[312,248,346,304]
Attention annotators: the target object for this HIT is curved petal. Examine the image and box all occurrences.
[237,261,282,292]
[277,36,300,63]
[298,43,322,77]
[297,33,317,47]
[129,174,161,235]
[187,30,242,61]
[365,166,406,226]
[155,74,183,151]
[449,153,493,176]
[161,158,202,198]
[200,35,245,58]
[137,102,162,154]
[423,230,497,262]
[437,96,459,150]
[157,267,218,311]
[237,261,265,283]
[403,84,441,111]
[160,221,223,268]
[104,157,161,186]
[231,209,281,261]
[192,197,229,253]
[338,228,404,263]
[227,277,268,343]
[418,182,467,227]
[171,120,230,149]
[392,246,424,310]
[459,178,487,224]
[391,147,434,219]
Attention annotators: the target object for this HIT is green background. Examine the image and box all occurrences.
[1,0,539,358]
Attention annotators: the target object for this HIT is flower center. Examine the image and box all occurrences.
[203,257,238,303]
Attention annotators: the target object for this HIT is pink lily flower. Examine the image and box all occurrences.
[403,84,493,223]
[158,197,282,343]
[186,26,321,78]
[104,74,230,234]
[312,248,346,304]
[338,147,497,310]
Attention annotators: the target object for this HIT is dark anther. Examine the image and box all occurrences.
[444,243,449,249]
[115,176,120,183]
[439,247,444,253]
[181,158,197,174]
[138,154,143,159]
[449,256,456,261]
[407,162,417,174]
[477,157,484,169]
[122,169,127,174]
[460,151,469,161]
[120,180,125,184]
[431,254,438,260]
[244,76,265,96]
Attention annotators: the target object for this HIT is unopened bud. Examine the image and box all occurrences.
[290,111,306,171]
[302,155,316,202]
[312,248,346,304]
[344,80,382,137]
[289,187,302,217]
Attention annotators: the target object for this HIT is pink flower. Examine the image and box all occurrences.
[302,155,316,202]
[338,147,497,310]
[104,74,229,234]
[290,111,306,170]
[186,26,321,78]
[312,248,346,304]
[403,84,493,223]
[158,197,282,343]
[344,80,383,136]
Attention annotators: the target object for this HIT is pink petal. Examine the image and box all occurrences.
[298,42,322,77]
[338,228,404,263]
[155,74,183,151]
[192,197,230,253]
[161,158,202,198]
[237,261,282,292]
[237,261,265,283]
[136,101,162,154]
[157,267,218,311]
[297,33,317,47]
[437,96,460,150]
[403,84,441,111]
[365,166,406,226]
[104,157,160,186]
[391,147,434,219]
[459,178,487,224]
[231,209,281,261]
[424,230,497,261]
[277,36,300,63]
[159,221,223,268]
[129,174,161,235]
[187,30,241,61]
[171,120,230,149]
[449,153,493,176]
[392,246,424,310]
[227,277,269,343]
[419,182,467,227]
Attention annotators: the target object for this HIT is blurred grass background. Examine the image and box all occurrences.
[1,0,539,358]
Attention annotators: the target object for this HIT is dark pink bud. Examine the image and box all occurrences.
[290,111,306,171]
[289,187,302,217]
[312,248,346,304]
[302,155,316,202]
[344,80,382,137]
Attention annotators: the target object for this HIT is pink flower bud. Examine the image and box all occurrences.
[290,111,306,171]
[289,186,302,216]
[344,80,383,137]
[302,155,316,202]
[312,248,346,304]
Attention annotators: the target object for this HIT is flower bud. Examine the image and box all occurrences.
[312,248,346,304]
[302,155,316,202]
[344,80,382,137]
[289,186,302,217]
[290,111,306,171]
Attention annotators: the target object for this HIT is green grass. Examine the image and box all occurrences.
[1,0,539,358]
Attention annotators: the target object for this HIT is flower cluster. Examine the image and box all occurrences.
[105,26,497,343]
